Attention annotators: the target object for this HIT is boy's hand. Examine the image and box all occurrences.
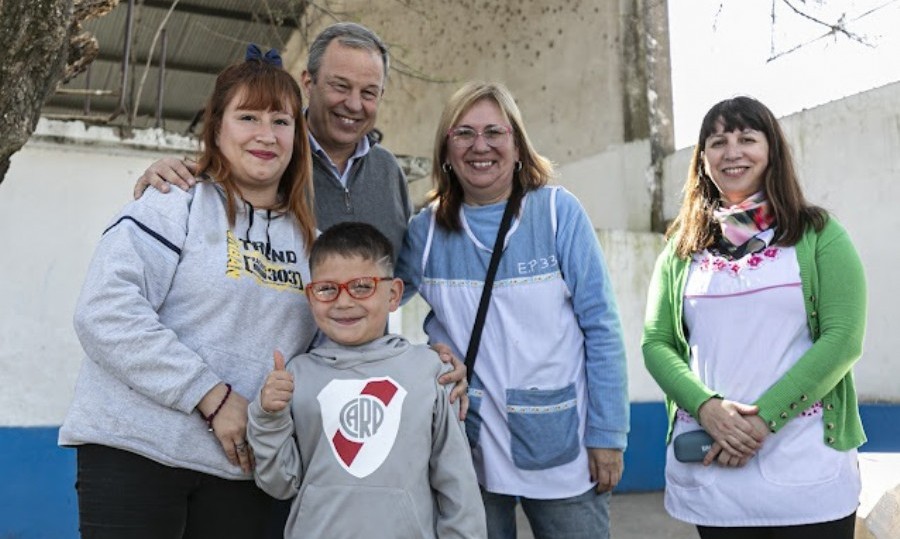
[431,342,469,420]
[260,350,294,413]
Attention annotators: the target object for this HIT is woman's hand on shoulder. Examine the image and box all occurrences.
[431,342,468,420]
[133,156,198,199]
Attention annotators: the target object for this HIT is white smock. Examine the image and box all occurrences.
[666,236,860,526]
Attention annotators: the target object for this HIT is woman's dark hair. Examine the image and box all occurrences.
[668,95,826,258]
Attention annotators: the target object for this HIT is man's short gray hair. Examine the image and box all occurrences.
[307,22,389,83]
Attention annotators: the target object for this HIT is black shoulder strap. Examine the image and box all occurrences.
[464,199,517,382]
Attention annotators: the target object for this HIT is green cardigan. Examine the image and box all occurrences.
[641,218,867,451]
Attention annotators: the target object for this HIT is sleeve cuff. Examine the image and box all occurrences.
[584,427,628,451]
[248,399,292,430]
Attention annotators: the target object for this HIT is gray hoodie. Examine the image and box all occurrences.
[59,181,317,480]
[248,335,487,538]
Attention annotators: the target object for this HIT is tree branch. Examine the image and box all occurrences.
[766,0,892,62]
[131,0,180,125]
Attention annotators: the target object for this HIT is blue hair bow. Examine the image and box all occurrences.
[245,43,283,68]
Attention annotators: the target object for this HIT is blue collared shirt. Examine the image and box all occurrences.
[307,131,371,188]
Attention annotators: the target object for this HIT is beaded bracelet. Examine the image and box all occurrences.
[201,383,232,432]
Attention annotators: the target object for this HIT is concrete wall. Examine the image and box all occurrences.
[0,124,197,538]
[344,0,626,163]
[557,139,653,231]
[780,85,900,400]
[280,0,671,167]
[0,121,197,426]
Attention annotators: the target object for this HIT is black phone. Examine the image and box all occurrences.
[672,429,715,463]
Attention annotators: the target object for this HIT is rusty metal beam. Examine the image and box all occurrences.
[139,0,301,28]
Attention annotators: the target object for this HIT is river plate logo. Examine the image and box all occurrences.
[317,377,407,478]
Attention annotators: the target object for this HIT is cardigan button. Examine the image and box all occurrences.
[790,403,798,409]
[768,420,777,429]
[800,394,809,402]
[826,403,834,411]
[827,423,835,430]
[810,295,816,302]
[811,311,818,317]
[780,412,788,419]
[827,436,835,444]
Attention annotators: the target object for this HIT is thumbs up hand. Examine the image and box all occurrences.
[260,350,294,413]
[273,349,287,371]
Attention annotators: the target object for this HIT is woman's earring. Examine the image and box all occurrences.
[441,162,452,173]
[515,161,523,172]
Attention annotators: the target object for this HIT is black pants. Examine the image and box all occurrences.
[697,512,856,539]
[76,444,273,539]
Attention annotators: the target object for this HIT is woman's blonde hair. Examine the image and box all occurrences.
[429,81,554,230]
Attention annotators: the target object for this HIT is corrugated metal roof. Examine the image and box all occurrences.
[43,0,302,134]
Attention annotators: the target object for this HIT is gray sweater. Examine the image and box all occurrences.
[311,142,412,259]
[59,181,317,480]
[248,335,487,539]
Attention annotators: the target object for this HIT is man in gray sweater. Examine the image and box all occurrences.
[248,222,486,538]
[135,23,412,258]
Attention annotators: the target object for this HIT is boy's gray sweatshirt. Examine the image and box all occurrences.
[248,335,487,538]
[59,181,316,479]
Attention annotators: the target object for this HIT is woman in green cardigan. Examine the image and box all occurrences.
[642,96,866,539]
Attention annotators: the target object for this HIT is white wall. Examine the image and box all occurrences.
[2,82,897,426]
[779,83,900,400]
[0,121,193,425]
[557,139,654,232]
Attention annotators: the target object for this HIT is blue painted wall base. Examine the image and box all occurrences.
[2,402,898,538]
[1,427,77,538]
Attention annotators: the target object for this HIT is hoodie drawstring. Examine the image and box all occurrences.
[242,199,273,258]
[244,199,255,243]
[265,209,273,258]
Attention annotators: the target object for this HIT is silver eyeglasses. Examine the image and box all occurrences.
[446,125,513,148]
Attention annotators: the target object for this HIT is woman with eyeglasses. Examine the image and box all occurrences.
[642,96,866,539]
[395,81,629,539]
[58,47,319,538]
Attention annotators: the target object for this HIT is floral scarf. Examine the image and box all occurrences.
[711,191,775,260]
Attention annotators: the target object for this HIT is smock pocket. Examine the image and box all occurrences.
[507,383,580,470]
[665,426,716,489]
[758,415,843,486]
[464,376,485,449]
